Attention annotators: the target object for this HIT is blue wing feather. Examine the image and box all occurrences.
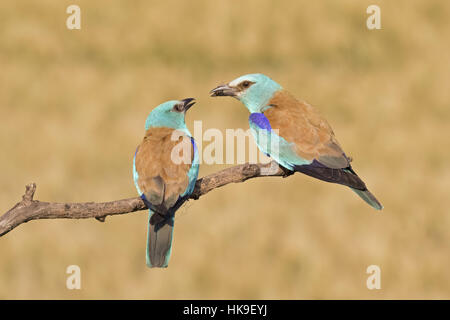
[133,147,142,195]
[182,137,199,197]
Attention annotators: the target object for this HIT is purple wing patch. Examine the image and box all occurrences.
[249,113,272,131]
[190,137,198,158]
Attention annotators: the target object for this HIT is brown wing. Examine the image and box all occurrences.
[135,127,194,213]
[265,90,350,169]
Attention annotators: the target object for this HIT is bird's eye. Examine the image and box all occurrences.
[242,81,251,88]
[173,104,184,112]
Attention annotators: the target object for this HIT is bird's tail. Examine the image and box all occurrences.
[146,210,175,268]
[350,188,383,211]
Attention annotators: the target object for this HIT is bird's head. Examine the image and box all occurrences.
[145,98,196,131]
[210,73,282,113]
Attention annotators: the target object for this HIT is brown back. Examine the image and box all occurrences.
[135,127,194,210]
[265,90,350,169]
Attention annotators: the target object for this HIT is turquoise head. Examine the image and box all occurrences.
[145,98,196,131]
[210,73,282,113]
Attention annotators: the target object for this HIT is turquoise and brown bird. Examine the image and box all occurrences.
[210,73,382,210]
[133,98,199,268]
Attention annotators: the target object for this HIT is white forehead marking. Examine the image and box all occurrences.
[229,76,252,87]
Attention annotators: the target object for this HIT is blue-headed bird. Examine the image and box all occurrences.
[133,98,199,268]
[210,74,382,210]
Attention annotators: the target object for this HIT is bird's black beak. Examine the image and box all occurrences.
[181,97,196,111]
[210,84,237,97]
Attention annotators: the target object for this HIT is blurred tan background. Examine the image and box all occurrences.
[0,0,449,299]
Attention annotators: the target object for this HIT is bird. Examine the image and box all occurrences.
[133,98,199,268]
[210,73,382,210]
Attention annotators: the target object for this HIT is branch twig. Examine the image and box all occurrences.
[0,162,291,237]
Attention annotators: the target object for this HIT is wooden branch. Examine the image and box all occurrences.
[0,162,292,237]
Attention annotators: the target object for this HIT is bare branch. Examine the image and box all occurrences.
[0,161,291,237]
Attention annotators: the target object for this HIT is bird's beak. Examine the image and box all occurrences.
[181,97,196,111]
[210,84,237,97]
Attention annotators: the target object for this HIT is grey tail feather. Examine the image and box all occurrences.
[350,188,383,210]
[146,210,175,268]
